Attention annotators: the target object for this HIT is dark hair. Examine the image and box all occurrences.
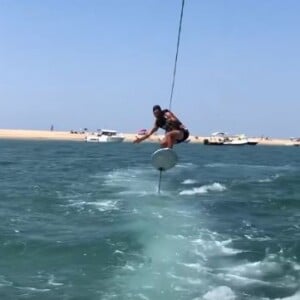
[152,105,161,112]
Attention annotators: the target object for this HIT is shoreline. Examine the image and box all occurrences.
[0,129,298,146]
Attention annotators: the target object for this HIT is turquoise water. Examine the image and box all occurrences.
[0,140,299,300]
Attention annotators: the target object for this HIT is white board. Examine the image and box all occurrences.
[151,148,178,171]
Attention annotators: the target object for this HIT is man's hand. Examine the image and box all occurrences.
[133,137,142,143]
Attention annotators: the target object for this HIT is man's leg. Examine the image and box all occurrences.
[160,130,184,148]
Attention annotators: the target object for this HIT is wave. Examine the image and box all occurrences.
[0,275,13,287]
[216,273,271,286]
[192,237,242,257]
[122,263,136,272]
[179,182,226,195]
[176,162,197,169]
[181,179,197,185]
[205,163,294,171]
[65,199,119,212]
[217,253,300,290]
[104,170,143,186]
[202,286,236,300]
[16,286,51,292]
[244,234,272,241]
[48,275,64,286]
[86,200,119,212]
[258,174,281,183]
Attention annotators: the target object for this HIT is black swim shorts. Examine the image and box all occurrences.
[176,129,189,144]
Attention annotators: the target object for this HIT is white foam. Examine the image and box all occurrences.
[123,264,136,271]
[180,262,204,272]
[136,293,149,300]
[174,286,189,292]
[205,163,293,171]
[203,286,236,300]
[152,212,163,219]
[293,263,300,271]
[205,163,230,168]
[86,200,119,212]
[167,234,186,240]
[0,276,13,287]
[48,275,63,286]
[167,272,203,285]
[192,237,242,257]
[66,199,119,212]
[176,162,197,168]
[16,287,51,292]
[218,273,270,286]
[214,254,300,288]
[103,168,154,193]
[175,209,194,218]
[186,278,202,285]
[167,272,186,281]
[118,190,160,196]
[258,178,273,183]
[182,179,197,185]
[105,168,162,195]
[244,234,272,241]
[229,259,283,279]
[180,182,226,195]
[67,200,86,207]
[258,174,280,183]
[142,285,154,290]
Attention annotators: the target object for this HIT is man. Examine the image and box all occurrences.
[133,105,189,148]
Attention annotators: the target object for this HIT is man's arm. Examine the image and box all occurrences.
[133,125,158,143]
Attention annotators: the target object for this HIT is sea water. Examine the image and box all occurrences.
[0,140,299,300]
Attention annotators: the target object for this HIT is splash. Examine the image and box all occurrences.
[182,179,197,185]
[202,286,236,300]
[179,182,226,195]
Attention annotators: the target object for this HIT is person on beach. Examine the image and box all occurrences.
[133,105,189,148]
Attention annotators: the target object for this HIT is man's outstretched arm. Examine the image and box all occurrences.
[133,126,158,143]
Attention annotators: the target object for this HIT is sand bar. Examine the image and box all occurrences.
[0,129,298,146]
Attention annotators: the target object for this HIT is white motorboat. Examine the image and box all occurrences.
[203,132,225,145]
[286,138,300,146]
[204,132,250,146]
[223,134,248,145]
[85,135,99,143]
[223,139,248,145]
[85,129,124,143]
[247,138,259,145]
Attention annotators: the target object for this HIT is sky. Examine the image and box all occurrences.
[0,0,299,137]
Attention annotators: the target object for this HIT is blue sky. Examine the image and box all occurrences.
[0,0,299,137]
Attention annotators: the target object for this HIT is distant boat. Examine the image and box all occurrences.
[85,129,124,143]
[287,138,300,147]
[203,132,224,145]
[247,138,259,145]
[204,132,255,146]
[223,134,248,145]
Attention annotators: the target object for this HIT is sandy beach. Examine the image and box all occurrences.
[0,129,299,146]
